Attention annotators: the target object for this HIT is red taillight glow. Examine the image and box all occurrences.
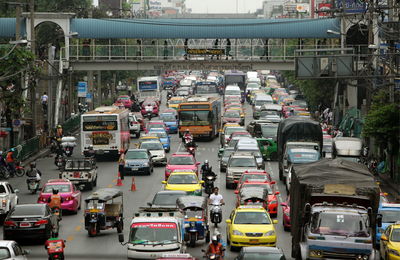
[34,219,48,226]
[65,196,73,201]
[4,220,16,226]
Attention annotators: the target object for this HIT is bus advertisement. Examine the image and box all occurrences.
[137,76,161,102]
[178,96,221,139]
[81,106,130,157]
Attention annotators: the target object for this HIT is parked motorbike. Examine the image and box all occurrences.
[27,178,40,194]
[0,165,10,180]
[210,204,222,227]
[204,175,216,196]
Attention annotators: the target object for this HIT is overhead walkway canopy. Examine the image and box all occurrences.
[0,17,340,39]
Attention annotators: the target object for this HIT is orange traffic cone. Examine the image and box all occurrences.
[116,171,123,186]
[130,176,136,191]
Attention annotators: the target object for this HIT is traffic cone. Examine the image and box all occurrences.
[130,176,136,191]
[116,171,123,186]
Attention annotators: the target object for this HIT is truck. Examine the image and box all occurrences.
[137,76,161,103]
[333,137,363,163]
[0,182,19,217]
[290,158,381,260]
[277,117,322,181]
[60,159,97,190]
[118,207,187,259]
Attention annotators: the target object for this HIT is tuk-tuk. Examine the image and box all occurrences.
[257,138,278,161]
[84,188,124,237]
[237,187,268,210]
[177,196,210,247]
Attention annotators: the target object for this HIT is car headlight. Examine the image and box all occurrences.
[264,230,275,236]
[389,248,400,256]
[233,230,244,236]
[143,162,149,166]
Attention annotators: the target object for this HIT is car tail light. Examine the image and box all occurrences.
[65,196,73,201]
[34,219,48,226]
[2,200,7,207]
[4,220,16,226]
[39,197,47,202]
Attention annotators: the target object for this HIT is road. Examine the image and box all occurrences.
[1,99,293,259]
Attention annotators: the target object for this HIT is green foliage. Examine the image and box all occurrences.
[362,90,400,144]
[35,0,92,16]
[282,71,335,111]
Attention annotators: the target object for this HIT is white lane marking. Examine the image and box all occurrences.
[176,141,182,153]
[267,162,271,166]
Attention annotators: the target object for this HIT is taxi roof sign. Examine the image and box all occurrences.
[238,205,264,209]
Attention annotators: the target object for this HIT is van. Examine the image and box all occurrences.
[253,95,273,118]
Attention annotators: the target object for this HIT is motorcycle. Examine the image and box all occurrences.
[202,249,225,260]
[54,155,65,170]
[204,175,216,196]
[27,178,40,194]
[14,161,25,177]
[210,204,222,227]
[0,164,10,179]
[184,136,196,156]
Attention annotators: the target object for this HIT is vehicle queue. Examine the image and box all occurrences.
[0,69,399,260]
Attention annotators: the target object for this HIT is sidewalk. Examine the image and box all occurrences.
[377,173,400,202]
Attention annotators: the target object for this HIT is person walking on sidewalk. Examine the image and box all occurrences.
[41,92,49,114]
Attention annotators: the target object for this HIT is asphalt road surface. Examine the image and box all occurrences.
[1,99,295,260]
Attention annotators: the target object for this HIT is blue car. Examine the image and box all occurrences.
[376,203,400,246]
[159,113,178,134]
[148,129,171,153]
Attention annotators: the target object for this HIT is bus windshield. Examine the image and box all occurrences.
[179,111,211,126]
[82,116,118,131]
[196,84,218,94]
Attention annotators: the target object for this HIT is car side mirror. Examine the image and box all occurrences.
[381,234,388,241]
[14,189,19,193]
[234,190,239,194]
[118,233,125,243]
[23,249,30,255]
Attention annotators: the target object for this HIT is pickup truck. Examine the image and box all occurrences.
[0,182,19,217]
[59,159,97,190]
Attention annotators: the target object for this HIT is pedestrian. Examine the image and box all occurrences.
[118,150,125,180]
[184,38,188,60]
[136,39,142,60]
[163,40,168,60]
[225,39,231,60]
[55,125,63,139]
[262,38,269,60]
[41,92,48,114]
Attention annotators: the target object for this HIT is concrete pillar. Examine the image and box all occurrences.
[88,70,94,110]
[97,71,102,107]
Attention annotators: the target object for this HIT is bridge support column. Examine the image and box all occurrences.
[54,57,63,127]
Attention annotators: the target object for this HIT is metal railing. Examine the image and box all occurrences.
[63,44,343,62]
[61,114,81,136]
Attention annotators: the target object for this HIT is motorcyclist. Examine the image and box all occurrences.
[201,160,216,181]
[45,236,65,260]
[26,162,42,184]
[206,235,224,260]
[167,90,173,100]
[183,129,195,145]
[87,145,96,158]
[48,189,63,218]
[209,187,225,206]
[6,148,16,177]
[56,125,63,139]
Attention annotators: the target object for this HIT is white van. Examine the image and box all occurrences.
[224,85,241,96]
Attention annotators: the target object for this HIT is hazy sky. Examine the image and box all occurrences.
[185,0,265,13]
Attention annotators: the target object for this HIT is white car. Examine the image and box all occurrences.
[0,240,29,259]
[140,141,167,165]
[0,182,19,217]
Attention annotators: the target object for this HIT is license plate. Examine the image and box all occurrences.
[249,239,259,244]
[74,172,80,178]
[20,222,31,228]
[132,168,138,171]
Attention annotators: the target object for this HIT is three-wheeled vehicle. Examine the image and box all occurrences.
[84,188,124,237]
[177,196,210,248]
[236,187,269,210]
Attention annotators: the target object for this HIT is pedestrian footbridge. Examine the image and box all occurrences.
[0,13,341,71]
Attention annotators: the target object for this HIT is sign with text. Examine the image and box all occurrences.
[318,3,332,17]
[335,0,366,13]
[77,82,87,98]
[186,48,225,56]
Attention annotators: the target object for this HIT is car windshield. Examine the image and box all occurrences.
[242,174,268,182]
[292,100,308,107]
[169,156,194,165]
[247,83,259,89]
[150,131,168,138]
[225,90,241,95]
[12,205,45,216]
[160,115,176,122]
[0,248,11,260]
[241,252,284,260]
[43,184,71,193]
[130,223,178,245]
[229,158,257,167]
[380,210,400,223]
[167,174,198,184]
[148,124,163,129]
[288,152,320,164]
[222,150,235,158]
[260,110,281,117]
[234,212,271,224]
[169,100,183,104]
[177,91,189,96]
[238,150,262,158]
[179,111,211,126]
[225,127,245,136]
[224,111,240,118]
[391,228,400,242]
[311,212,370,237]
[126,151,149,160]
[242,184,273,194]
[152,193,183,205]
[261,125,278,138]
[140,142,163,150]
[255,100,272,106]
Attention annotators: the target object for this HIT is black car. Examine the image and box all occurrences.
[235,246,286,260]
[148,190,187,208]
[3,204,56,241]
[123,149,154,175]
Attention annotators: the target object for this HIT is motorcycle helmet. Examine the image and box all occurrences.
[0,151,2,155]
[211,235,218,242]
[204,160,209,164]
[30,162,36,168]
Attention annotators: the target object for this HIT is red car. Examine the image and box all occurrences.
[165,152,200,180]
[234,170,274,192]
[141,99,159,117]
[281,196,291,231]
[235,182,280,217]
[145,120,168,133]
[117,95,133,109]
[37,179,82,213]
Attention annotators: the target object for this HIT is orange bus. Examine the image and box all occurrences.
[178,96,221,140]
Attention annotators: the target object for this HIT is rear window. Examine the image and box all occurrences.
[0,248,10,260]
[43,184,71,193]
[12,205,45,216]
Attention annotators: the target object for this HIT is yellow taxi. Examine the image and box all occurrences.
[381,223,400,260]
[162,171,203,196]
[168,97,185,110]
[226,205,278,250]
[135,135,159,148]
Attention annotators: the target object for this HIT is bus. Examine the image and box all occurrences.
[81,106,130,157]
[137,76,161,102]
[178,96,221,139]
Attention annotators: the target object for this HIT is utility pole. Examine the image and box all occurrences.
[29,0,36,137]
[15,4,21,40]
